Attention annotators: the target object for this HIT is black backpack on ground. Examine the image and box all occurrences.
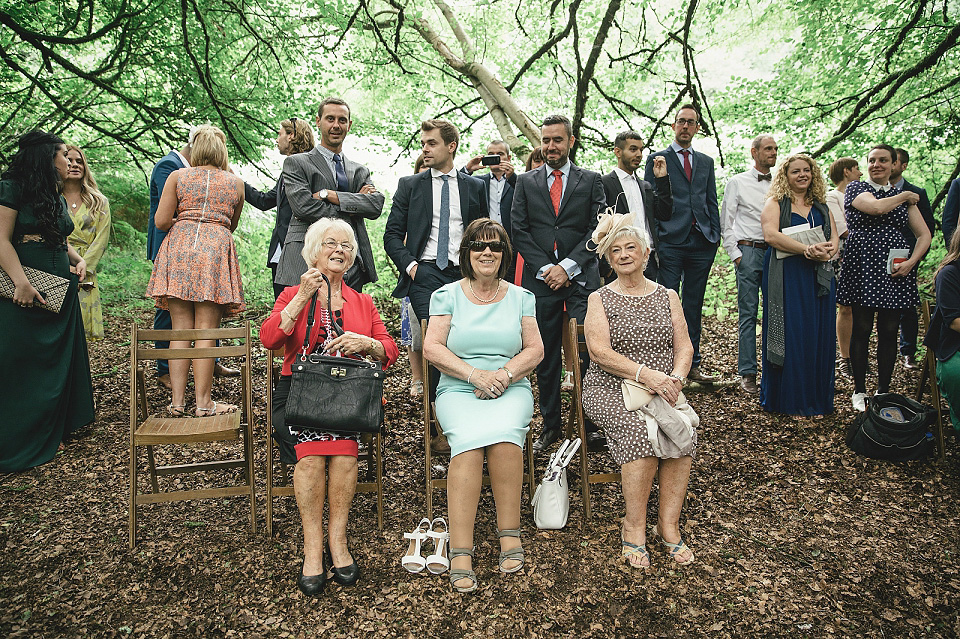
[845,393,936,461]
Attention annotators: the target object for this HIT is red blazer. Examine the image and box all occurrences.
[261,284,399,376]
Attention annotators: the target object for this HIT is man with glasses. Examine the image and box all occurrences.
[276,97,384,291]
[644,104,722,383]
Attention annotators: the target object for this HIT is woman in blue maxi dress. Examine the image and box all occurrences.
[759,154,838,416]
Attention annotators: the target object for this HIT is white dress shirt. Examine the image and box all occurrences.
[669,142,694,171]
[721,167,772,262]
[488,173,507,223]
[415,167,463,270]
[613,167,651,248]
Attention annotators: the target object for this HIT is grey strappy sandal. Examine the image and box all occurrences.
[498,529,525,573]
[448,548,477,593]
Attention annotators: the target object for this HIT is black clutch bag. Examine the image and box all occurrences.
[284,274,385,434]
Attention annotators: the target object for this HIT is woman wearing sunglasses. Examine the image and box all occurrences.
[423,218,544,593]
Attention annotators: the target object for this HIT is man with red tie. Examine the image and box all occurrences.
[644,104,722,383]
[511,114,606,452]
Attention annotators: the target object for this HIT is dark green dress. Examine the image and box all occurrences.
[0,180,95,472]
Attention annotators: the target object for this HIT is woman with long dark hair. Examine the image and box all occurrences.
[0,131,95,472]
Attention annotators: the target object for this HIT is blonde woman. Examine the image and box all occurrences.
[145,124,245,416]
[759,154,838,416]
[63,145,111,339]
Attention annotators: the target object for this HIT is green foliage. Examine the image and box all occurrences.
[98,221,154,316]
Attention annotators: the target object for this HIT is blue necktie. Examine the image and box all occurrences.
[333,153,349,191]
[437,175,450,270]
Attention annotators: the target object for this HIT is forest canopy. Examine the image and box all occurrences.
[1,0,957,207]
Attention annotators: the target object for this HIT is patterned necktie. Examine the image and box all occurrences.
[550,169,563,215]
[680,149,693,181]
[333,153,349,191]
[437,175,450,270]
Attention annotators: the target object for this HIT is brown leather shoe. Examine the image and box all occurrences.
[740,375,759,394]
[158,374,172,390]
[214,363,241,378]
[688,367,718,384]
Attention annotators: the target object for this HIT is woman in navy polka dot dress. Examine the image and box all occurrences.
[836,144,929,411]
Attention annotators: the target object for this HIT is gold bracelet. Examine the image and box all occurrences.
[281,308,296,323]
[501,365,514,381]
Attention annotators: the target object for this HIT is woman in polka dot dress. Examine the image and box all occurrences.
[582,213,696,570]
[836,145,929,411]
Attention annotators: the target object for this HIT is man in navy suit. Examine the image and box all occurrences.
[600,130,673,282]
[644,104,721,383]
[462,140,517,279]
[147,140,191,389]
[511,114,606,452]
[383,119,488,325]
[892,148,936,369]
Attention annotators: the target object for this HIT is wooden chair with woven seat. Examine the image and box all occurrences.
[264,349,385,535]
[128,322,256,549]
[564,317,621,521]
[914,300,948,460]
[421,319,536,520]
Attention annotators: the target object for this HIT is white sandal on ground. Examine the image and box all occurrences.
[402,517,431,573]
[426,517,450,574]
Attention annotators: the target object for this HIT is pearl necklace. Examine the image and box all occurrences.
[469,278,501,303]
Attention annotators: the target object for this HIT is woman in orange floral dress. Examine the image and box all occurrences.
[145,125,245,416]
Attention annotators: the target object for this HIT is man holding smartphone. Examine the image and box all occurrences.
[462,141,516,235]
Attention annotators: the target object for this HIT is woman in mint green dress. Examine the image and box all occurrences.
[0,131,95,472]
[424,219,544,593]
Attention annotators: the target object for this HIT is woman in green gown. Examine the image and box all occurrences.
[0,131,95,472]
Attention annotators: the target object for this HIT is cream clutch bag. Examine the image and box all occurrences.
[621,378,656,411]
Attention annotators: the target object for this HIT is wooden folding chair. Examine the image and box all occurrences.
[564,317,620,521]
[914,300,948,460]
[264,349,385,535]
[128,322,256,549]
[422,319,536,520]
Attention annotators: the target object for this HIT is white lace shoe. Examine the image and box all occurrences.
[851,392,867,412]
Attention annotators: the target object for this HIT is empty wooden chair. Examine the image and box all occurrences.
[128,322,256,549]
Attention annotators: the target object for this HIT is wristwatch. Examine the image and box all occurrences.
[318,189,329,200]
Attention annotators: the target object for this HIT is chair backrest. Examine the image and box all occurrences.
[132,326,249,362]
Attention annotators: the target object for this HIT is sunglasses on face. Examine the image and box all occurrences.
[468,240,505,253]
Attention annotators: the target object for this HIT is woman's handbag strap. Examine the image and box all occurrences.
[301,273,345,356]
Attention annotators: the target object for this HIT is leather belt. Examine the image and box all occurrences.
[737,239,767,249]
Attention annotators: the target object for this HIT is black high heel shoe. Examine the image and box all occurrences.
[325,550,360,586]
[297,559,327,596]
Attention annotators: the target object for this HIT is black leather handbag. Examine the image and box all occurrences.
[284,274,385,434]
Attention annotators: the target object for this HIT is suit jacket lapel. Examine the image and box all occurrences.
[342,155,360,190]
[558,166,583,216]
[666,150,689,183]
[459,174,470,224]
[535,165,554,215]
[306,148,336,187]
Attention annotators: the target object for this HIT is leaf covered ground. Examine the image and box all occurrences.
[2,303,960,639]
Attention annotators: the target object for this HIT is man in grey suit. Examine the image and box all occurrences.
[383,119,488,324]
[600,130,673,282]
[511,114,606,452]
[644,104,721,383]
[275,97,384,291]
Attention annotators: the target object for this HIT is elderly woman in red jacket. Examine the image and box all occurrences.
[261,218,398,597]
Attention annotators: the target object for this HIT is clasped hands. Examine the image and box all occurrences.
[543,264,571,291]
[471,368,511,400]
[802,242,832,262]
[644,369,683,406]
[324,331,372,357]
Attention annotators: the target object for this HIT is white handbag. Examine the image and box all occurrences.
[531,438,581,529]
[620,378,656,411]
